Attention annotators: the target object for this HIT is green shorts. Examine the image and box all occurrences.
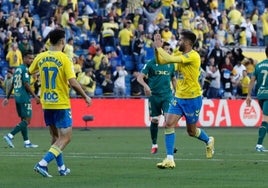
[16,102,32,118]
[258,99,268,116]
[148,93,173,117]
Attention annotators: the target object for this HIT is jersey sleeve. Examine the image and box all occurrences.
[156,47,182,64]
[62,54,76,80]
[29,56,40,74]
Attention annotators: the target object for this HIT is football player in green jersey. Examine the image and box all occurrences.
[137,42,176,154]
[247,46,268,152]
[2,50,40,148]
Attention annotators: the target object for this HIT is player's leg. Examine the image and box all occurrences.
[34,109,72,177]
[3,103,25,148]
[184,97,214,158]
[19,103,38,148]
[256,100,268,152]
[157,97,181,169]
[149,95,161,154]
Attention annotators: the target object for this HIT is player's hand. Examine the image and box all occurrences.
[153,34,163,48]
[35,96,40,104]
[2,98,8,106]
[246,96,251,107]
[144,86,151,96]
[85,96,92,107]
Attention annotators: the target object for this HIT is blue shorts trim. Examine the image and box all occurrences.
[44,109,72,128]
[168,96,202,124]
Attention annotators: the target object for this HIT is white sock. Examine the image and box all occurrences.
[39,159,48,166]
[58,165,66,171]
[8,133,13,139]
[167,155,174,160]
[24,140,30,144]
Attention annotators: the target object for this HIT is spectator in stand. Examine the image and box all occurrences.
[63,37,75,60]
[101,16,119,51]
[181,10,191,30]
[130,71,143,97]
[221,68,235,99]
[93,47,106,71]
[238,26,247,47]
[242,17,256,46]
[73,56,82,77]
[0,10,8,31]
[83,53,95,71]
[168,34,178,50]
[228,5,243,27]
[216,24,227,45]
[20,8,34,31]
[6,42,23,70]
[132,31,145,71]
[18,36,32,55]
[42,19,55,39]
[77,68,96,97]
[161,25,172,42]
[32,30,45,54]
[206,65,221,99]
[233,60,247,80]
[240,70,250,97]
[95,56,112,84]
[118,20,133,55]
[113,64,128,97]
[209,41,224,67]
[261,8,268,46]
[88,40,98,57]
[243,57,256,78]
[101,72,114,96]
[3,69,13,96]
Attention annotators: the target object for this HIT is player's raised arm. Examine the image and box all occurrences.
[153,34,182,64]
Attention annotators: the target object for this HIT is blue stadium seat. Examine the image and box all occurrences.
[94,85,103,96]
[104,46,115,54]
[144,47,154,61]
[123,55,134,71]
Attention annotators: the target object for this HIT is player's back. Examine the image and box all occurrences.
[30,51,76,109]
[254,59,268,99]
[13,64,31,103]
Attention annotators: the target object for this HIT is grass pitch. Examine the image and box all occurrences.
[1,127,268,188]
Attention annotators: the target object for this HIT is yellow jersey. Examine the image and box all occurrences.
[29,51,76,109]
[156,48,202,98]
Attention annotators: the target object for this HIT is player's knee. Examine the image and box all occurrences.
[187,129,196,137]
[151,117,159,124]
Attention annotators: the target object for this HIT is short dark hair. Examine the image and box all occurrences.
[266,46,268,58]
[49,29,65,45]
[181,30,197,46]
[22,50,33,58]
[162,41,170,48]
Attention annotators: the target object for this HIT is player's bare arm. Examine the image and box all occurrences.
[69,78,92,106]
[246,76,256,107]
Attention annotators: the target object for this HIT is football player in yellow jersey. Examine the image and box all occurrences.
[29,29,91,177]
[153,30,215,169]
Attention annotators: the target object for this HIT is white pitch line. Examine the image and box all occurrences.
[1,152,268,163]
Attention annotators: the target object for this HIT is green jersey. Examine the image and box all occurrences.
[13,64,31,103]
[141,58,175,96]
[254,59,268,99]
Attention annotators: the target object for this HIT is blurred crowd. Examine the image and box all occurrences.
[0,0,267,99]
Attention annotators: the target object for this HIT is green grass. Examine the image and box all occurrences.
[1,128,268,188]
